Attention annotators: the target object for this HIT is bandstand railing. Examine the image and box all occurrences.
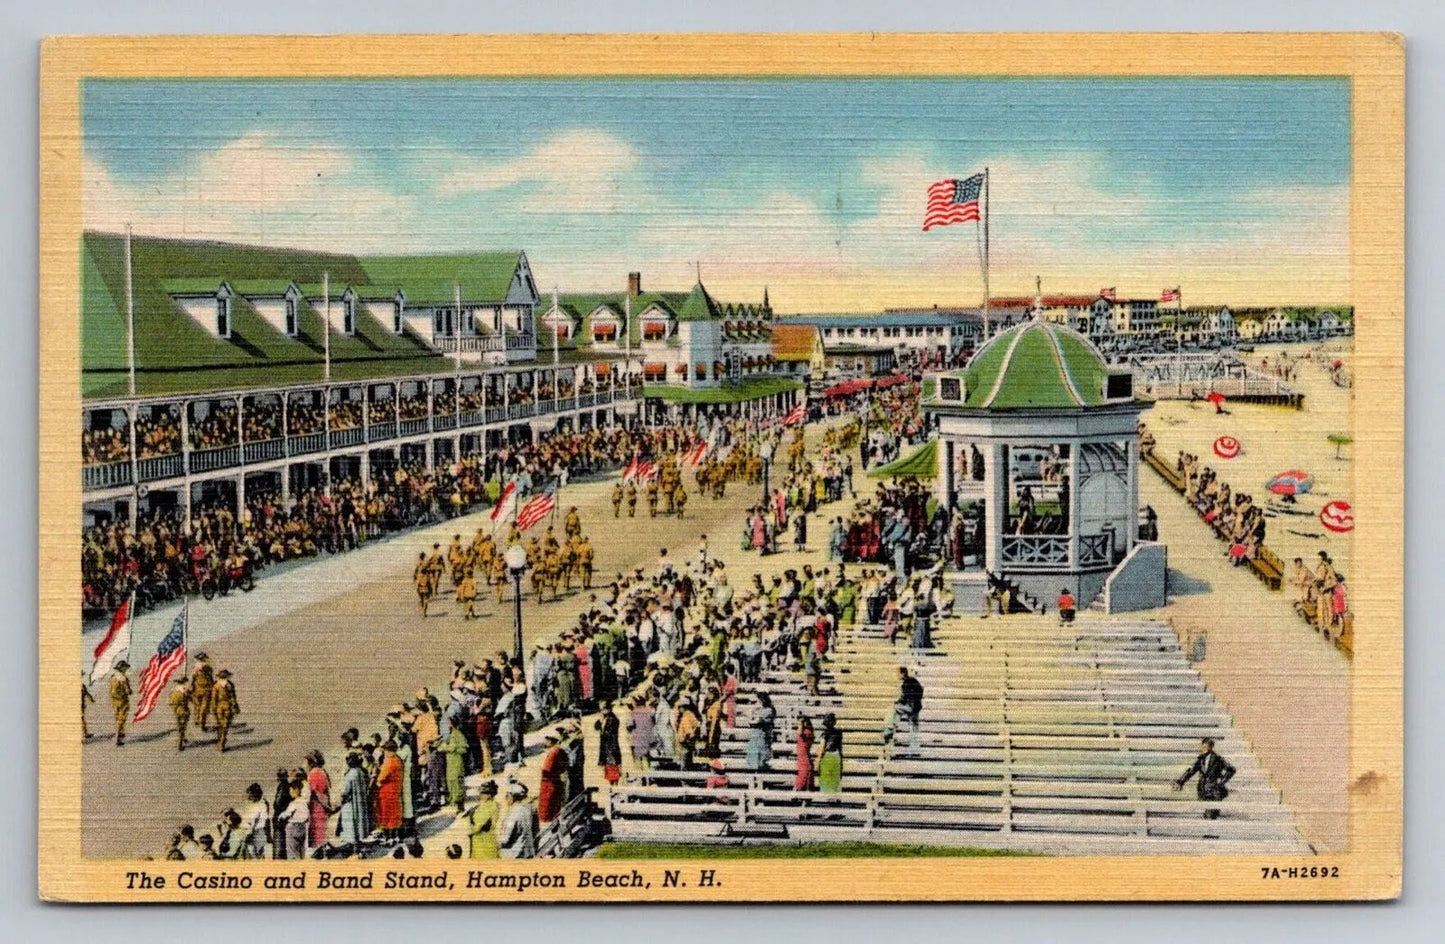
[1000,534,1071,569]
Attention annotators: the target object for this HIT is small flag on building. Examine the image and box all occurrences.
[133,606,188,722]
[1100,287,1117,301]
[783,403,807,426]
[1161,287,1181,303]
[922,174,984,231]
[90,594,133,685]
[490,480,517,527]
[516,485,558,532]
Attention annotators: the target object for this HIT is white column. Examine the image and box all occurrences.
[1125,437,1139,553]
[941,439,956,509]
[1069,442,1083,566]
[985,442,1006,575]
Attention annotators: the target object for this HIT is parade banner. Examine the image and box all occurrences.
[38,32,1402,904]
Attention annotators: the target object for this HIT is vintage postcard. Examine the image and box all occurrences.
[38,33,1403,901]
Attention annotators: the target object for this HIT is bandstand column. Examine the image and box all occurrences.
[180,401,193,531]
[1068,441,1083,566]
[941,439,956,510]
[984,442,1006,575]
[1125,437,1139,553]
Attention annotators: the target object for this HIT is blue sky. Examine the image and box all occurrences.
[83,77,1351,310]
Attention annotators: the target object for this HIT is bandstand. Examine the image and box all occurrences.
[925,320,1166,613]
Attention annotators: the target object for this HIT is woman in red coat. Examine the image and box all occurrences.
[537,732,568,824]
[375,741,405,841]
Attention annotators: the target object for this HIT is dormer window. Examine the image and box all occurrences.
[592,322,617,343]
[284,296,298,337]
[215,293,232,339]
[393,299,404,335]
[341,291,356,336]
[642,321,668,342]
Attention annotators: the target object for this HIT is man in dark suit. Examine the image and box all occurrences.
[1173,737,1237,819]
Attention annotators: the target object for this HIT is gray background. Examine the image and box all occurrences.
[2,0,1438,939]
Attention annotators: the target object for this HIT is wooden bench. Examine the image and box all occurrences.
[1248,546,1285,591]
[1142,447,1187,493]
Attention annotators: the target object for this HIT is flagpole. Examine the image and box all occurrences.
[124,225,137,398]
[323,271,332,384]
[982,167,991,341]
[182,597,190,679]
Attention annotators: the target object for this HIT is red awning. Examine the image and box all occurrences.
[874,373,910,389]
[823,377,875,398]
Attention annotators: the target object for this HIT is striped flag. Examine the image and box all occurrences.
[635,461,657,482]
[89,594,133,685]
[783,403,806,426]
[621,456,640,482]
[1161,287,1181,303]
[684,441,708,466]
[134,606,187,722]
[1100,287,1117,301]
[922,174,983,231]
[515,485,557,532]
[490,480,517,527]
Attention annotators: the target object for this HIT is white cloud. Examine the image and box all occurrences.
[83,131,411,251]
[434,130,641,213]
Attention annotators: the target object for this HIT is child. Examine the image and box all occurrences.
[1057,588,1077,624]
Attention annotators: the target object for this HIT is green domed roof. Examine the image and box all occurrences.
[938,321,1129,409]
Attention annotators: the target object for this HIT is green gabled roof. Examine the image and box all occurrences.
[868,440,937,479]
[674,282,721,321]
[82,231,449,400]
[358,252,523,305]
[643,375,801,404]
[229,279,300,296]
[940,321,1121,410]
[160,277,233,296]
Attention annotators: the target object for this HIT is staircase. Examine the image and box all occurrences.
[607,613,1308,855]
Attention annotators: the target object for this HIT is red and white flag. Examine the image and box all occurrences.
[1100,287,1117,301]
[783,403,806,426]
[90,594,133,685]
[635,461,657,482]
[516,486,558,531]
[621,456,640,482]
[1161,287,1181,303]
[684,442,707,466]
[490,481,517,527]
[134,605,188,722]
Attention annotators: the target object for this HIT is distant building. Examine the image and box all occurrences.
[780,309,981,365]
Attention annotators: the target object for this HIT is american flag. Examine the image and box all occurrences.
[1161,287,1181,303]
[783,403,807,426]
[923,174,983,231]
[1100,287,1117,301]
[515,485,557,531]
[133,606,187,722]
[684,442,708,466]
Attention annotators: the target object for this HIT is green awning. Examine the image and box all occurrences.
[868,439,938,478]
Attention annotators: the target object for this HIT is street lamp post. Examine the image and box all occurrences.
[505,543,528,668]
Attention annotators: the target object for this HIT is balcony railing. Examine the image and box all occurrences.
[485,407,507,424]
[367,421,397,443]
[460,409,486,428]
[83,460,133,490]
[433,414,457,431]
[1079,532,1113,568]
[328,428,364,449]
[1001,534,1070,569]
[399,418,428,437]
[136,453,185,483]
[507,403,536,420]
[287,432,325,456]
[190,444,241,474]
[243,439,285,464]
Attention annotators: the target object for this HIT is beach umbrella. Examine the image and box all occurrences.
[1320,500,1354,533]
[1212,435,1242,460]
[1206,391,1227,407]
[1267,470,1315,496]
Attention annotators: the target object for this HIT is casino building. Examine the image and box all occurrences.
[80,234,799,529]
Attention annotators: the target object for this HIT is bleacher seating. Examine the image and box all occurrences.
[608,613,1309,855]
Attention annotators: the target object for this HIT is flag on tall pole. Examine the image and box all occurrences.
[923,171,990,337]
[1100,287,1117,301]
[783,402,806,426]
[90,594,134,685]
[1161,287,1181,303]
[133,604,188,722]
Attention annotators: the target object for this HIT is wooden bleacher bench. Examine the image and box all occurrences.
[1247,546,1284,591]
[1142,447,1187,493]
